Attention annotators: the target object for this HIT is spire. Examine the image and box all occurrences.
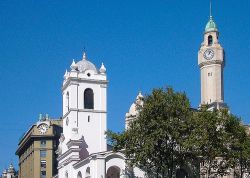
[82,51,87,60]
[210,0,212,18]
[205,0,218,33]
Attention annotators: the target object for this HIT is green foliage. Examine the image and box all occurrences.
[185,108,250,177]
[226,117,250,178]
[106,87,250,178]
[185,108,232,176]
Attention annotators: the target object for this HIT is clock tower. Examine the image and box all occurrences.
[198,11,226,109]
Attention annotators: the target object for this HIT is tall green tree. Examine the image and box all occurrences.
[184,107,249,178]
[107,87,193,178]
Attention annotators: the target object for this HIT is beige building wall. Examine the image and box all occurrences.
[198,30,225,106]
[200,64,224,104]
[16,118,62,178]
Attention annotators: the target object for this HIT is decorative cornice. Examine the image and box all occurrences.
[199,60,224,68]
[57,147,81,161]
[62,108,107,119]
[73,150,126,168]
[58,157,81,168]
[73,157,91,169]
[62,77,108,91]
[66,139,83,148]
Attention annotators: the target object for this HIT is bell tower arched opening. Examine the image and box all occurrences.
[208,35,213,46]
[84,88,94,109]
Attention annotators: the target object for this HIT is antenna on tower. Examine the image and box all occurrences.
[210,0,212,17]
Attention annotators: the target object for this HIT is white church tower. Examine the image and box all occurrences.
[58,52,108,177]
[198,4,227,109]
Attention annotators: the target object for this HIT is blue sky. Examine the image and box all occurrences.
[0,0,250,170]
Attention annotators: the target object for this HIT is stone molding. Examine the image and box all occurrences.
[57,147,81,162]
[62,108,107,119]
[62,77,108,91]
[199,60,224,68]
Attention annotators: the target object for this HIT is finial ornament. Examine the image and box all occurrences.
[99,62,106,74]
[70,59,77,71]
[82,51,87,60]
[64,69,68,77]
[136,91,143,100]
[39,113,43,121]
[136,91,144,106]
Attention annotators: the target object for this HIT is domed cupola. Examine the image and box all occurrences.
[125,91,144,129]
[63,51,107,84]
[74,52,98,73]
[205,16,218,33]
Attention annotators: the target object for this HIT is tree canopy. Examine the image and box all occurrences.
[107,87,250,178]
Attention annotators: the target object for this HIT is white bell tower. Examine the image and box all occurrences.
[58,52,108,173]
[198,4,227,109]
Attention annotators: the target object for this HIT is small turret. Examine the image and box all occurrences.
[125,91,144,129]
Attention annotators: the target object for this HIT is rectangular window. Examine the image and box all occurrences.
[41,170,46,178]
[41,160,46,169]
[208,72,213,77]
[40,150,46,158]
[40,140,46,147]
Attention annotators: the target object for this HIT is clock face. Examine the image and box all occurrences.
[203,49,214,60]
[38,124,48,134]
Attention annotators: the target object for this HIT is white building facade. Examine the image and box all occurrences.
[57,53,144,178]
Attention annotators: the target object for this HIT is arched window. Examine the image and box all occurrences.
[66,92,69,111]
[84,89,94,109]
[77,171,82,178]
[107,166,120,178]
[208,35,213,46]
[85,167,90,178]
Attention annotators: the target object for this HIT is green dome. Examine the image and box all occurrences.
[205,16,218,32]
